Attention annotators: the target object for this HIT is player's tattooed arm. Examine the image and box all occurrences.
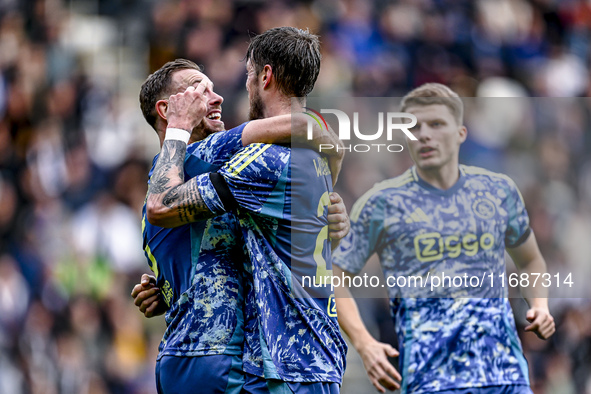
[146,80,217,227]
[146,141,215,227]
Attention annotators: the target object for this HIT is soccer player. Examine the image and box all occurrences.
[144,27,348,393]
[333,83,555,393]
[133,58,346,393]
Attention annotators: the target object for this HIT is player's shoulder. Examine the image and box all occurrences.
[350,169,415,221]
[224,143,289,176]
[187,131,220,153]
[238,143,289,160]
[461,164,517,187]
[188,127,241,153]
[363,168,415,198]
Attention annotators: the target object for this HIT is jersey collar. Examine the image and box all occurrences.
[411,165,466,196]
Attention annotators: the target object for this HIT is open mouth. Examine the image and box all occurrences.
[419,147,435,154]
[206,112,222,121]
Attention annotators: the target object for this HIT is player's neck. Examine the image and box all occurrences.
[416,162,460,190]
[263,94,304,117]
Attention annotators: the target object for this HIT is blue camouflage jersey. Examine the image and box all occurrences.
[142,124,248,360]
[333,165,532,393]
[195,144,348,384]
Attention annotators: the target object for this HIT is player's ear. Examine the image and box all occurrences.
[155,99,168,120]
[458,125,467,144]
[261,65,273,89]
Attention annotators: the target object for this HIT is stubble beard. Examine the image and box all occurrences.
[248,87,265,120]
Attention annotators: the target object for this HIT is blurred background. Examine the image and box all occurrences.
[0,0,590,393]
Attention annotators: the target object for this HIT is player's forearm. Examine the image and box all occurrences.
[268,112,345,165]
[242,113,344,184]
[526,295,549,310]
[334,274,375,350]
[300,115,344,155]
[241,115,294,145]
[241,113,341,149]
[507,232,550,305]
[146,140,215,227]
[336,297,375,350]
[517,254,550,305]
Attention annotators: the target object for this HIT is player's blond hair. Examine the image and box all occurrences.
[400,83,463,125]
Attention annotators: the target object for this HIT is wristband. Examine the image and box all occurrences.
[164,128,191,144]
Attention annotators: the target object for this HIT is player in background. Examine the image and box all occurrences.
[132,58,347,394]
[144,27,348,393]
[333,83,555,393]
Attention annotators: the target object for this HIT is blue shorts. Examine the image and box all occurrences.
[434,386,533,394]
[155,354,243,394]
[242,373,340,394]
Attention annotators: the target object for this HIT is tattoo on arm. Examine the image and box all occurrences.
[147,140,215,224]
[148,140,186,194]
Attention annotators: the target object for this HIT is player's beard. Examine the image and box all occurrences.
[248,86,264,120]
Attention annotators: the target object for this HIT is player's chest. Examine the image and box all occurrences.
[384,190,508,261]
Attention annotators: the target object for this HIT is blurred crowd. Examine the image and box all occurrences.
[0,0,589,393]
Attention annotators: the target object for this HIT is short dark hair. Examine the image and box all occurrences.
[400,83,464,125]
[246,27,321,98]
[139,59,202,131]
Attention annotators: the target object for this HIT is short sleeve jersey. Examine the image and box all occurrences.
[196,144,348,384]
[333,165,532,393]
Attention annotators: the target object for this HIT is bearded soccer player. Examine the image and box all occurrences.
[133,57,346,394]
[333,83,555,394]
[144,27,348,393]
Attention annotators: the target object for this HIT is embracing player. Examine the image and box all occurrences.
[144,27,347,393]
[133,56,345,393]
[135,28,348,394]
